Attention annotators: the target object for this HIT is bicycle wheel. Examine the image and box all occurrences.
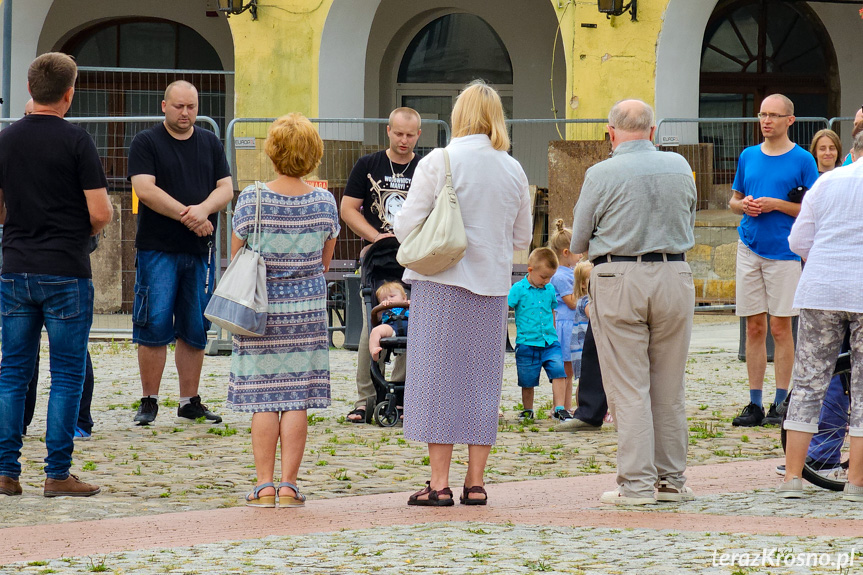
[780,371,850,491]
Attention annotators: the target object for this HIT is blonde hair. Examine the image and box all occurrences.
[574,260,593,299]
[451,80,510,151]
[528,247,558,271]
[375,281,407,302]
[264,113,323,178]
[809,129,841,167]
[548,218,572,256]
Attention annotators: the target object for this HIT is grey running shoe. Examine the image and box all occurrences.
[842,482,863,502]
[776,477,804,498]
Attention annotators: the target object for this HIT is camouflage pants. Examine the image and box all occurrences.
[784,308,863,437]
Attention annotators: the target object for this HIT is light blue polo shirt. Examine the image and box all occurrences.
[508,276,558,347]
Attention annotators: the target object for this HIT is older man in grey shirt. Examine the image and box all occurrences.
[571,99,697,506]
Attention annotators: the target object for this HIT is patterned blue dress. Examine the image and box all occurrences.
[227,183,340,412]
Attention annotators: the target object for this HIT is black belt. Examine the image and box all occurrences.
[592,253,685,266]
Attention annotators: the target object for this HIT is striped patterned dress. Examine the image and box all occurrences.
[227,183,340,412]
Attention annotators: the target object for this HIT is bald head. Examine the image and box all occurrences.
[608,100,654,134]
[164,80,197,102]
[24,99,34,116]
[607,99,655,149]
[762,94,794,116]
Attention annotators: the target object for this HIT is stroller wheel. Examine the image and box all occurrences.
[374,401,400,427]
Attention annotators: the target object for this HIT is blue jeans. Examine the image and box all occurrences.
[515,342,567,388]
[132,250,213,350]
[0,274,93,480]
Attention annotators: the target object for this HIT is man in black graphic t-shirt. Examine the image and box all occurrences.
[341,107,421,422]
[127,80,232,426]
[0,53,113,498]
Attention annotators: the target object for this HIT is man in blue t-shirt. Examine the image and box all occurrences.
[128,81,233,426]
[729,94,819,427]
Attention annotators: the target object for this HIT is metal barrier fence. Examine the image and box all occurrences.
[225,117,451,262]
[71,67,232,138]
[0,116,221,334]
[828,117,855,162]
[507,119,608,189]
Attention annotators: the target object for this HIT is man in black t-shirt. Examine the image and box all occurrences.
[340,107,421,423]
[0,53,113,498]
[127,80,233,426]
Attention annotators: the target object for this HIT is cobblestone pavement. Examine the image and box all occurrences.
[2,316,785,528]
[5,315,857,574]
[2,523,861,574]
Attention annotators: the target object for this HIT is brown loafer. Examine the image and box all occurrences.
[460,484,488,505]
[408,481,454,507]
[44,474,100,497]
[0,475,22,496]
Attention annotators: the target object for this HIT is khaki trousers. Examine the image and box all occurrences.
[355,287,406,410]
[589,260,694,498]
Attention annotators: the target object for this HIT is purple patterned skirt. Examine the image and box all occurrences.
[403,280,507,446]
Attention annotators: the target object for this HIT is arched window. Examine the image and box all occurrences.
[699,0,837,119]
[61,19,226,124]
[396,14,513,149]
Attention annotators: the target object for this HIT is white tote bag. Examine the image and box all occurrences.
[204,182,268,336]
[396,149,467,275]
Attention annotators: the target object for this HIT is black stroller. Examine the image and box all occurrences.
[361,237,409,427]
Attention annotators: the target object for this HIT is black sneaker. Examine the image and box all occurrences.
[731,402,765,427]
[177,396,222,423]
[519,409,534,420]
[134,397,158,426]
[762,403,781,425]
[552,408,573,422]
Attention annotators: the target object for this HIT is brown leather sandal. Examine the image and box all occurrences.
[460,484,488,505]
[408,481,454,507]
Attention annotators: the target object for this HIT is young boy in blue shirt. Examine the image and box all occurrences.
[508,247,570,421]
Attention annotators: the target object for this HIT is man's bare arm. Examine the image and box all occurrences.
[756,197,801,218]
[179,176,234,232]
[84,187,114,235]
[340,195,383,242]
[131,174,187,221]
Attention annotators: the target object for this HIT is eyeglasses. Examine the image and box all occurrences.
[757,113,790,120]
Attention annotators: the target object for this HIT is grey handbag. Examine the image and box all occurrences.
[396,148,467,275]
[204,182,268,336]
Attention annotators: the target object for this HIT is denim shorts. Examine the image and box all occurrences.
[515,341,567,388]
[132,250,214,349]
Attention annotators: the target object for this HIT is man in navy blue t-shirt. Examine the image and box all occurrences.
[729,94,819,427]
[127,81,232,426]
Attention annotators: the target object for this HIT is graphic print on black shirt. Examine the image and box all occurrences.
[343,150,420,234]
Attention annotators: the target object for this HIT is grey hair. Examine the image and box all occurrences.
[853,131,863,155]
[608,99,654,133]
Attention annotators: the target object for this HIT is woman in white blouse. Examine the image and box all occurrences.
[780,133,863,501]
[394,81,532,506]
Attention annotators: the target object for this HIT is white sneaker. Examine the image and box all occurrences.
[843,482,863,502]
[775,464,785,476]
[655,481,695,502]
[600,488,655,506]
[815,465,846,481]
[776,477,804,499]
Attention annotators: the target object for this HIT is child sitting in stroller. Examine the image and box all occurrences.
[370,281,410,361]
